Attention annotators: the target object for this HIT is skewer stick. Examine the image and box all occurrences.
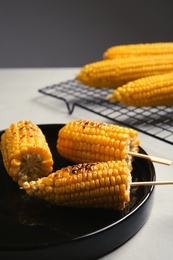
[131,181,173,186]
[128,151,172,166]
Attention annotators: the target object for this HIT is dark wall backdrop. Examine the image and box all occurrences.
[0,0,173,67]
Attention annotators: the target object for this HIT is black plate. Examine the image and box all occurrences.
[0,124,155,260]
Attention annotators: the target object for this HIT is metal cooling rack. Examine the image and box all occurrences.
[38,79,173,145]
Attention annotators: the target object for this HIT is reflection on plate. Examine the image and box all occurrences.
[0,124,155,260]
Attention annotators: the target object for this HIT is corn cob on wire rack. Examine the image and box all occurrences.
[38,79,173,145]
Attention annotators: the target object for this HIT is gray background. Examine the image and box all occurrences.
[0,0,173,68]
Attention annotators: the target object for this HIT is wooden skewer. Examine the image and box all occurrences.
[128,151,172,166]
[131,181,173,186]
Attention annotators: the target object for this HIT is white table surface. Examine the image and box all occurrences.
[0,68,173,260]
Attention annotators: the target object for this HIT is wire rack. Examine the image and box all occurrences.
[38,79,173,145]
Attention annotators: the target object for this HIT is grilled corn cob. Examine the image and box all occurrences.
[0,120,53,186]
[103,42,173,60]
[107,72,173,107]
[22,160,131,210]
[57,120,140,167]
[76,54,173,88]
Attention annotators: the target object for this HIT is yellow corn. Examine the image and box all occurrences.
[107,72,173,107]
[76,55,173,88]
[0,120,53,186]
[57,120,140,168]
[22,160,131,210]
[103,42,173,60]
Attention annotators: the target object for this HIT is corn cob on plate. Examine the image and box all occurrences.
[57,119,140,168]
[0,120,54,186]
[0,124,155,259]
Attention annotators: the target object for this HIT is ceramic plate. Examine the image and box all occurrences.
[0,124,155,260]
